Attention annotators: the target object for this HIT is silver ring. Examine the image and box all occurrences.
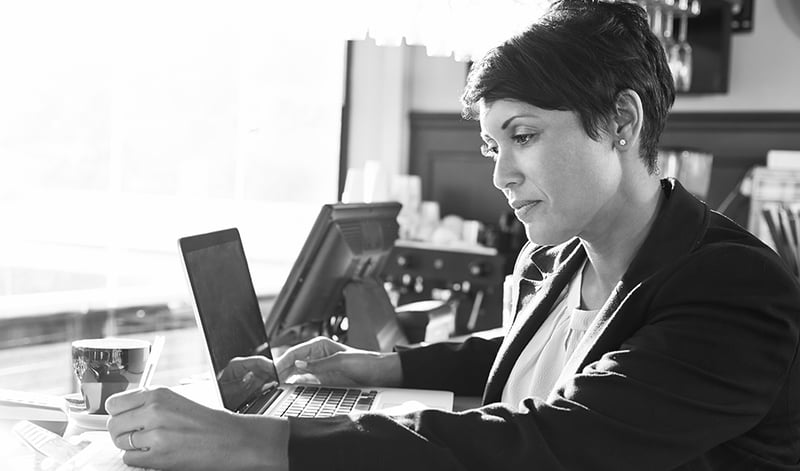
[127,430,137,450]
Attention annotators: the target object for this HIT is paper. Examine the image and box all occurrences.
[0,389,68,422]
[767,150,800,170]
[12,420,82,464]
[56,432,154,471]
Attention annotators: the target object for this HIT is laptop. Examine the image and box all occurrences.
[178,227,453,418]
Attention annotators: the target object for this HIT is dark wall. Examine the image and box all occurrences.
[408,113,498,226]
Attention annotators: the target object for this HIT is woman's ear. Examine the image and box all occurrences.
[612,89,643,151]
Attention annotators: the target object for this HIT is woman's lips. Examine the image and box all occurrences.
[513,201,540,219]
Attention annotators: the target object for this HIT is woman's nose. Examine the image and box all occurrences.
[492,150,522,191]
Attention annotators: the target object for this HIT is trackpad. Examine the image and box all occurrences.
[374,399,426,415]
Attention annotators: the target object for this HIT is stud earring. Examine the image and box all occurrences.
[618,138,627,146]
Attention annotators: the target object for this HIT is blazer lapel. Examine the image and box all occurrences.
[482,242,587,403]
[550,278,641,394]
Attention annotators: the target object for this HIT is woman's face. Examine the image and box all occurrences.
[479,99,623,246]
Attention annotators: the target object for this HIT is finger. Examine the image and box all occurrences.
[105,387,149,416]
[119,431,161,470]
[122,448,156,470]
[120,429,173,470]
[284,348,343,379]
[276,348,307,378]
[280,353,321,382]
[107,401,157,441]
[276,337,342,376]
[286,373,321,385]
[112,427,153,452]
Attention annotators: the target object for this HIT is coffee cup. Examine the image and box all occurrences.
[71,338,151,415]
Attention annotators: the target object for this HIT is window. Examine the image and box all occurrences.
[0,2,347,393]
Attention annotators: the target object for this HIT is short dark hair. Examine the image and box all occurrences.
[461,0,675,172]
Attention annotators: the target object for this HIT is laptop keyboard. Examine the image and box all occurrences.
[274,385,377,418]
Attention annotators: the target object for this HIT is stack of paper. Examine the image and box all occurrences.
[766,150,800,170]
[56,432,154,471]
[13,420,152,471]
[0,389,68,422]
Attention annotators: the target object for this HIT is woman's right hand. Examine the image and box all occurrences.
[275,336,402,388]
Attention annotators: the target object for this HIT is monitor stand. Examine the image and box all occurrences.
[342,276,409,352]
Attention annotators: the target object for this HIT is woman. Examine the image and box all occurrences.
[106,1,800,469]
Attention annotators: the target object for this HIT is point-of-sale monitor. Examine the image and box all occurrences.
[267,201,402,348]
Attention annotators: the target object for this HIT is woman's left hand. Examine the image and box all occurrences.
[106,387,289,471]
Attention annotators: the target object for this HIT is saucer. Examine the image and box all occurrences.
[68,409,109,430]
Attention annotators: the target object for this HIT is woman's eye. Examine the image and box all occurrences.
[480,143,498,160]
[513,133,535,145]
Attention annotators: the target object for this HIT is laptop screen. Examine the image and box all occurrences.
[179,228,277,411]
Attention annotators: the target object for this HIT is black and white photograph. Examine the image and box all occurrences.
[1,1,799,470]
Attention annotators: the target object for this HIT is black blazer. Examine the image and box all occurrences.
[288,180,800,471]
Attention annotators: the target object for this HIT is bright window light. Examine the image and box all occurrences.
[0,2,346,317]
